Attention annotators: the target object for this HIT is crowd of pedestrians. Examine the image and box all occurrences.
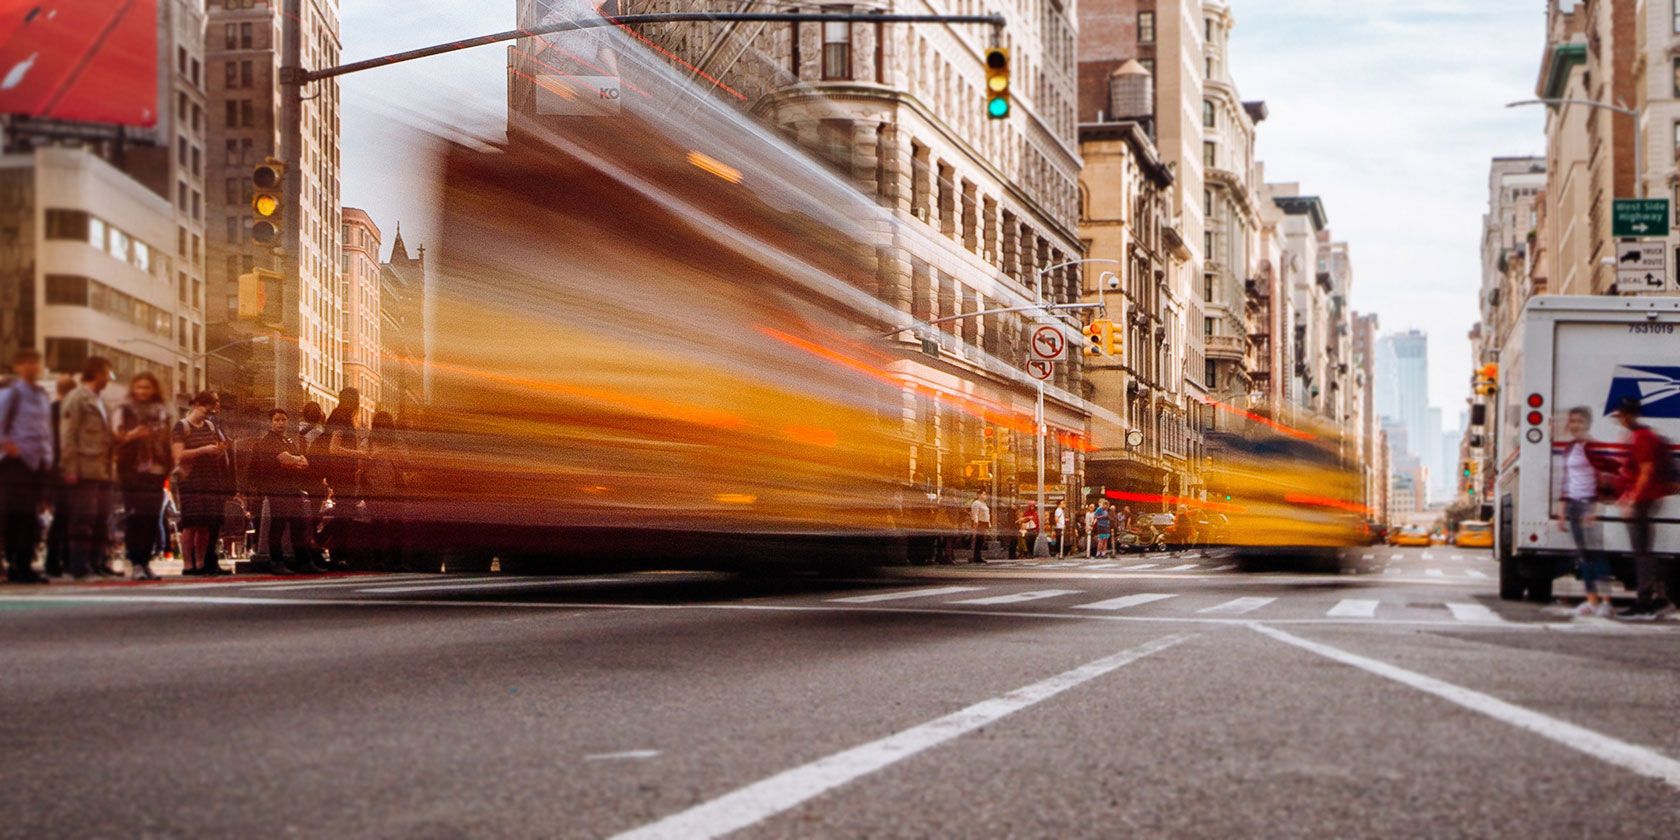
[0,347,411,583]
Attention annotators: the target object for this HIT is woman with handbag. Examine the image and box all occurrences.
[171,391,231,576]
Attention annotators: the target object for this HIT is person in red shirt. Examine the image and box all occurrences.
[1613,398,1673,620]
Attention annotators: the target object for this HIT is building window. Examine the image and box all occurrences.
[822,10,852,80]
[1205,360,1217,388]
[1204,274,1215,302]
[1204,317,1215,337]
[44,209,89,242]
[1203,100,1215,128]
[1138,11,1155,44]
[240,23,254,50]
[1139,59,1154,76]
[224,23,236,50]
[1673,57,1680,97]
[225,100,237,127]
[1204,141,1216,169]
[241,60,253,89]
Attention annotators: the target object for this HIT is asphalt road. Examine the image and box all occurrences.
[2,544,1677,838]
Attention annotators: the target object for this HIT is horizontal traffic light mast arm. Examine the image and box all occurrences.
[882,302,1105,338]
[297,13,1007,83]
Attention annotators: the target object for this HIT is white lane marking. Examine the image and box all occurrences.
[950,589,1082,606]
[1038,562,1083,569]
[1122,564,1160,571]
[1361,554,1375,560]
[1207,565,1236,572]
[1452,554,1466,561]
[1466,570,1489,579]
[1084,562,1121,570]
[1384,569,1401,576]
[1073,593,1176,611]
[1198,596,1277,615]
[1161,564,1199,572]
[586,750,661,761]
[1328,599,1380,618]
[1250,624,1680,791]
[1447,602,1506,624]
[609,634,1195,840]
[256,575,484,592]
[1391,554,1404,561]
[357,578,617,595]
[1421,553,1435,560]
[1426,569,1445,578]
[827,586,984,604]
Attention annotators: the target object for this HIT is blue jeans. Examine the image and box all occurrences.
[1564,499,1609,595]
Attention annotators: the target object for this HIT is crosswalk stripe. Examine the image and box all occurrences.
[1073,593,1176,611]
[1422,553,1434,560]
[829,586,985,604]
[1198,596,1276,615]
[1391,554,1404,561]
[1328,599,1379,618]
[1207,564,1236,572]
[1122,564,1159,571]
[1084,562,1121,570]
[1425,569,1445,578]
[1466,570,1489,579]
[1361,554,1375,560]
[1447,602,1505,624]
[950,589,1081,606]
[255,575,457,592]
[357,578,616,594]
[1161,564,1199,572]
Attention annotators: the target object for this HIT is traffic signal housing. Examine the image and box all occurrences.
[1083,319,1119,357]
[984,47,1010,119]
[237,268,284,327]
[251,158,285,247]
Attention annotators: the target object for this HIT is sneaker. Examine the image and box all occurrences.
[1574,602,1598,617]
[1595,602,1614,618]
[1616,605,1658,621]
[1654,603,1678,620]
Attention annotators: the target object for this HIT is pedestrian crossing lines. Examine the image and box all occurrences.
[818,586,1513,624]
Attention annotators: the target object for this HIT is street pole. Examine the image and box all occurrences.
[278,0,304,413]
[1505,98,1642,196]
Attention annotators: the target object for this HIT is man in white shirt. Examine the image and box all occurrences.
[969,492,991,565]
[1053,501,1068,557]
[1556,406,1610,616]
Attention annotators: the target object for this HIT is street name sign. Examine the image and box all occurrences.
[1612,198,1670,238]
[1615,241,1669,293]
[1029,325,1068,361]
[1026,359,1055,381]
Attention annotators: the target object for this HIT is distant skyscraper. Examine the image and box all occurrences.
[1376,330,1429,462]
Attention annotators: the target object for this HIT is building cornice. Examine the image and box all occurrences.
[1077,121,1175,186]
[1538,40,1587,100]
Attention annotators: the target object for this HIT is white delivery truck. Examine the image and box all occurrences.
[1495,295,1680,602]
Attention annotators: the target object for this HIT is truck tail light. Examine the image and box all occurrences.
[1527,393,1544,408]
[1526,411,1544,426]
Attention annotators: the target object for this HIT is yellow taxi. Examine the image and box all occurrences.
[1454,521,1494,549]
[1389,525,1433,547]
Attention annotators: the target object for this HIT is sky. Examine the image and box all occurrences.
[340,0,1550,413]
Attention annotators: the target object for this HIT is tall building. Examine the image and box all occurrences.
[1478,157,1545,354]
[204,0,344,414]
[379,225,426,423]
[1199,1,1265,411]
[1267,184,1331,419]
[0,0,208,402]
[340,207,381,424]
[1375,329,1428,463]
[1079,0,1212,498]
[539,1,1091,506]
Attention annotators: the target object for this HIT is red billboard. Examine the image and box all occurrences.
[0,0,158,127]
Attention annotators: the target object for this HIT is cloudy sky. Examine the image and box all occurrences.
[340,0,1548,414]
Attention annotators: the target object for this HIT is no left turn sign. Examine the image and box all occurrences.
[1030,325,1067,361]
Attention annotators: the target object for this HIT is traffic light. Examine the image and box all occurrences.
[237,268,284,326]
[251,158,285,247]
[1083,319,1119,357]
[1473,362,1499,397]
[963,460,993,482]
[983,47,1010,119]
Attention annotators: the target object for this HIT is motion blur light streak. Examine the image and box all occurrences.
[687,150,743,183]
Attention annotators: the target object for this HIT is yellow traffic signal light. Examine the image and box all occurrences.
[983,47,1010,119]
[252,159,284,246]
[963,460,993,482]
[1083,319,1119,357]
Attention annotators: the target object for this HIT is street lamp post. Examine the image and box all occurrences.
[116,336,274,394]
[1505,98,1642,197]
[1030,257,1120,556]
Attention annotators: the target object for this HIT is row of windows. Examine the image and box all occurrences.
[44,210,165,280]
[44,275,175,341]
[45,338,195,395]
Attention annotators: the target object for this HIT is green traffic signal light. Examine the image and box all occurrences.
[988,97,1010,118]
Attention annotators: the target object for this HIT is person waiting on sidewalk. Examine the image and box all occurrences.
[1555,407,1614,616]
[1612,398,1677,620]
[1093,501,1113,558]
[172,391,232,577]
[43,374,75,578]
[361,411,409,571]
[1052,501,1068,557]
[60,357,118,579]
[1017,502,1039,558]
[252,408,319,575]
[0,348,53,584]
[969,491,991,565]
[113,372,173,581]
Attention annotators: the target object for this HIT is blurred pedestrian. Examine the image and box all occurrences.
[0,348,52,584]
[1613,398,1677,620]
[362,411,409,571]
[1052,500,1067,557]
[172,391,232,576]
[1083,503,1096,557]
[1556,407,1612,616]
[60,356,117,579]
[1018,502,1039,558]
[969,490,991,565]
[113,372,172,581]
[295,401,328,567]
[252,408,318,575]
[1094,500,1113,558]
[43,374,75,577]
